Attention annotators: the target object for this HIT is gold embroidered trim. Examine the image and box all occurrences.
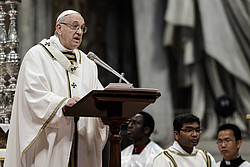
[63,54,76,59]
[38,43,56,60]
[167,148,198,156]
[62,51,77,64]
[61,51,75,54]
[21,97,68,159]
[66,71,71,98]
[164,150,178,167]
[77,49,81,64]
[202,150,212,167]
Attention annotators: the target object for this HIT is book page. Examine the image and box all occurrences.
[104,83,159,92]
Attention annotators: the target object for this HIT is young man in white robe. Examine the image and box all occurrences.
[121,111,163,167]
[4,10,109,167]
[216,124,250,167]
[153,113,217,167]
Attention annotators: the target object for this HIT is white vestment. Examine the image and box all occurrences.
[153,141,216,167]
[121,141,163,167]
[216,160,250,167]
[4,35,109,167]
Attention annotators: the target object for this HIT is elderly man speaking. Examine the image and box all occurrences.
[4,10,109,167]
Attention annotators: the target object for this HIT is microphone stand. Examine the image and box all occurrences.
[87,52,131,84]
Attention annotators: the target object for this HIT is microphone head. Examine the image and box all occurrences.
[87,51,96,61]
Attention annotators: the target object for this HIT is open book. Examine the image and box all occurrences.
[104,83,159,92]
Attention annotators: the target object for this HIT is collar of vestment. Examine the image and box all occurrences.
[39,35,79,74]
[50,35,71,51]
[132,139,151,154]
[220,155,245,167]
[168,141,197,156]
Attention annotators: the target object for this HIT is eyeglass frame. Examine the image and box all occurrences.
[180,128,203,134]
[216,138,236,145]
[60,22,87,33]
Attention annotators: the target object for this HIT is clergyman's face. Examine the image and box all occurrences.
[174,122,200,153]
[217,129,241,161]
[56,13,85,50]
[127,114,146,142]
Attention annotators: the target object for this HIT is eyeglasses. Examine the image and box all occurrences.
[216,139,235,145]
[180,128,203,134]
[60,22,87,33]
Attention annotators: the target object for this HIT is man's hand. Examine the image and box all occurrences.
[63,96,81,112]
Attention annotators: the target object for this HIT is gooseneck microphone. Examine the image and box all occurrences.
[87,52,131,84]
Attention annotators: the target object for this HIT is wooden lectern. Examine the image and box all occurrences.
[64,89,161,167]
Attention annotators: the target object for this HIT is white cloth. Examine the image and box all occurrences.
[198,0,250,86]
[153,141,217,167]
[121,141,163,167]
[4,35,109,167]
[216,160,250,167]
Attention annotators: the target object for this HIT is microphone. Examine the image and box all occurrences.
[87,52,131,84]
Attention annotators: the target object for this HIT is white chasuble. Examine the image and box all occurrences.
[121,141,163,167]
[153,141,217,167]
[4,35,109,167]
